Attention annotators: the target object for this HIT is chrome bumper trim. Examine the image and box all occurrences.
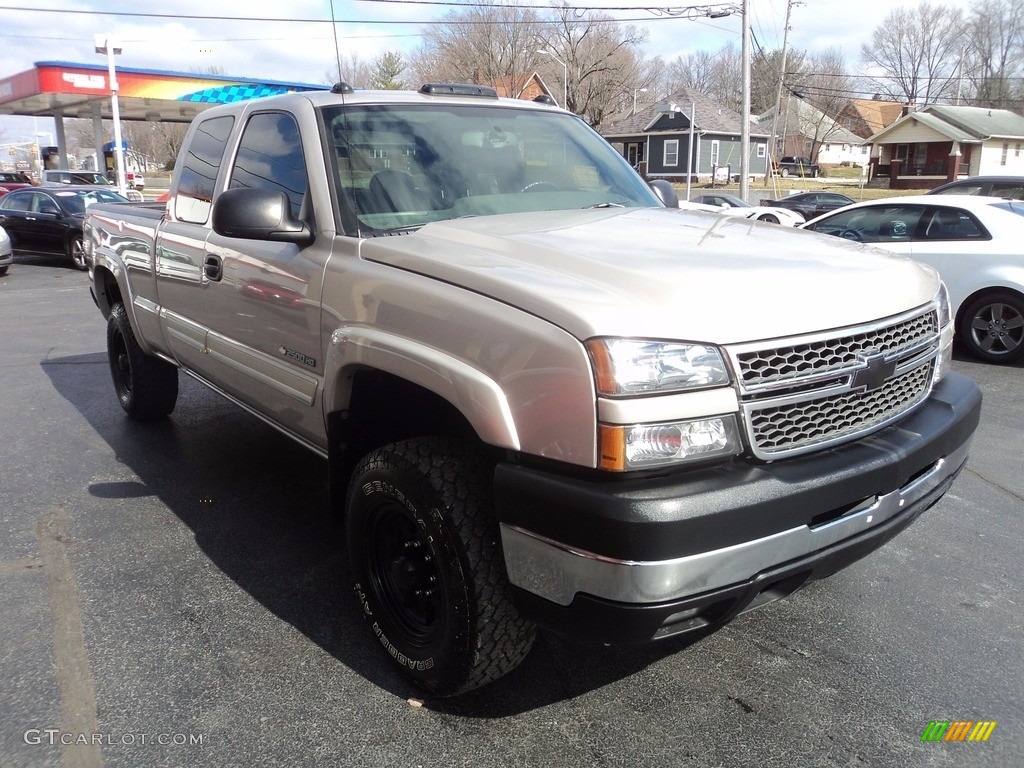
[500,439,970,607]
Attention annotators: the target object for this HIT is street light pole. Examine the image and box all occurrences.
[95,34,127,196]
[536,49,568,109]
[632,88,648,116]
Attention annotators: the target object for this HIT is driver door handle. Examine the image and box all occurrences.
[203,254,223,281]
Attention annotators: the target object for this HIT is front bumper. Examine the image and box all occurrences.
[494,372,981,643]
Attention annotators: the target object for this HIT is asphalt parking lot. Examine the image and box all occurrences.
[1,255,1021,768]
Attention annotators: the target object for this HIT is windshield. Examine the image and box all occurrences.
[323,103,660,234]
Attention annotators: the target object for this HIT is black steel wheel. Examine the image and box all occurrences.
[958,291,1024,364]
[347,437,535,696]
[67,234,86,270]
[107,303,179,419]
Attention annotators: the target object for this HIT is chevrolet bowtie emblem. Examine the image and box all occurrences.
[851,354,898,392]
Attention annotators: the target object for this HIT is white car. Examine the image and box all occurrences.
[690,193,806,226]
[802,194,1024,364]
[0,224,11,276]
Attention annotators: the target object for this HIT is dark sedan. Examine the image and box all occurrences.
[764,191,856,221]
[0,186,130,269]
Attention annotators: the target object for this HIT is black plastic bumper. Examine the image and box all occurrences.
[494,372,981,643]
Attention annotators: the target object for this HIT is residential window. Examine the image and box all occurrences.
[756,144,766,158]
[1002,143,1010,165]
[710,140,720,166]
[664,139,679,167]
[1016,143,1021,157]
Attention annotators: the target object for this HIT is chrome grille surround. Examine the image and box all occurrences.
[725,305,940,460]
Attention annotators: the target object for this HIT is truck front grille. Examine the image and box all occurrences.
[726,306,940,460]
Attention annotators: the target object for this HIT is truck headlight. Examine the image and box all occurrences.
[934,282,953,384]
[587,338,730,395]
[599,415,741,470]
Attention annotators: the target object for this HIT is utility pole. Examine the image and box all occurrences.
[740,0,751,201]
[765,0,799,187]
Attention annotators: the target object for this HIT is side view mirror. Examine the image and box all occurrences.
[212,188,313,245]
[648,179,679,208]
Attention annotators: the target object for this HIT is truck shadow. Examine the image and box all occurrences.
[43,352,704,716]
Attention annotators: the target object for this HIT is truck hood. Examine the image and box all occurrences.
[359,207,939,344]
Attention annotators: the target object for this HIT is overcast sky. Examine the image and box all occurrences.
[0,0,983,143]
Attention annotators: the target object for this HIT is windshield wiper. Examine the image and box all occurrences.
[582,201,627,209]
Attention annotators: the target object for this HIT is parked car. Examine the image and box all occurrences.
[0,225,12,275]
[691,193,805,225]
[105,170,145,191]
[801,194,1024,363]
[764,191,855,221]
[42,170,115,187]
[774,156,821,178]
[0,171,34,198]
[125,170,145,190]
[0,185,130,270]
[927,175,1024,200]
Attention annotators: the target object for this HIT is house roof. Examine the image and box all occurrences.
[842,98,905,137]
[602,86,765,138]
[926,104,1024,139]
[488,71,552,101]
[756,100,862,145]
[867,104,1024,144]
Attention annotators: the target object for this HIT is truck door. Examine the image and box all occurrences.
[156,114,236,376]
[200,110,329,446]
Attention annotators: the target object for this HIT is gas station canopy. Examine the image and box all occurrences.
[0,61,328,123]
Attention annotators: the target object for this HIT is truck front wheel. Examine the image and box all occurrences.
[346,437,535,696]
[107,303,179,420]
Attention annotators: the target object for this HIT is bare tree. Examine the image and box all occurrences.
[783,48,855,159]
[663,50,719,96]
[860,2,966,105]
[408,4,543,95]
[543,5,650,127]
[709,42,744,113]
[962,0,1024,108]
[325,53,375,89]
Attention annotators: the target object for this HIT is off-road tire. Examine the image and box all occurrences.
[346,437,535,696]
[107,303,179,419]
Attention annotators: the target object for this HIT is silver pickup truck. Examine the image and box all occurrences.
[85,83,981,696]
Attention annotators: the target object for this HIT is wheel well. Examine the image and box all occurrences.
[327,369,484,513]
[955,286,1024,329]
[92,267,124,318]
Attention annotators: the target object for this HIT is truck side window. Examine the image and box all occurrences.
[230,112,308,218]
[176,115,235,225]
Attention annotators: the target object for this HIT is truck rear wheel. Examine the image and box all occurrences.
[107,303,179,420]
[346,437,535,696]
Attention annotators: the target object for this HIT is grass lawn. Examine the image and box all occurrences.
[676,165,928,203]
